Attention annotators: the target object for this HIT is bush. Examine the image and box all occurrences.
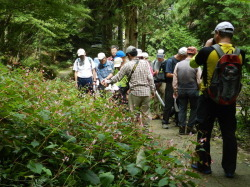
[0,63,200,186]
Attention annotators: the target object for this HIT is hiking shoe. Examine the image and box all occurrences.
[179,126,186,135]
[191,163,212,174]
[187,126,197,134]
[225,171,234,178]
[162,124,169,129]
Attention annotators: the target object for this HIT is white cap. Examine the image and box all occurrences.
[77,48,86,56]
[142,52,149,58]
[137,49,143,57]
[97,52,106,60]
[178,47,187,55]
[212,21,234,34]
[114,57,122,67]
[157,49,164,54]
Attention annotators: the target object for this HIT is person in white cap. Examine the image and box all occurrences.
[151,49,167,120]
[172,46,201,135]
[73,48,96,93]
[96,52,114,90]
[190,21,246,178]
[162,47,187,129]
[104,46,155,128]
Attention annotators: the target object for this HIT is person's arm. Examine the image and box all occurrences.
[73,60,78,87]
[165,58,174,78]
[106,63,129,85]
[196,67,202,89]
[148,71,156,97]
[74,71,78,87]
[172,64,178,95]
[92,68,97,83]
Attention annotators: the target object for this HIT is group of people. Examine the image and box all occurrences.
[73,21,246,178]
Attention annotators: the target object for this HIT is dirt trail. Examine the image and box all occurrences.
[150,119,250,187]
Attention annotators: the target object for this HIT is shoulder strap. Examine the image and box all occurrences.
[233,48,241,55]
[88,57,93,70]
[128,60,139,82]
[212,44,225,58]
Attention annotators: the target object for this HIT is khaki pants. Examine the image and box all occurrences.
[128,93,151,126]
[152,82,166,116]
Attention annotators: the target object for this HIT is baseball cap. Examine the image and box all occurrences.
[114,57,122,67]
[126,46,137,55]
[142,52,149,58]
[178,47,187,55]
[137,49,143,57]
[97,52,106,60]
[77,48,86,56]
[157,49,164,58]
[187,46,197,55]
[115,50,126,58]
[157,49,164,54]
[212,21,234,34]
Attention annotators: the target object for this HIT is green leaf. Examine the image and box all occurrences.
[42,167,52,176]
[155,167,166,175]
[27,161,43,174]
[127,164,141,176]
[97,133,106,141]
[158,177,169,187]
[136,148,146,168]
[99,172,114,187]
[31,140,39,148]
[82,170,100,185]
[185,171,201,179]
[162,147,176,155]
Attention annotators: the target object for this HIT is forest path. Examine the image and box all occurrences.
[150,120,250,187]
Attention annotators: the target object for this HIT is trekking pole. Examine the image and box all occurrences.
[155,90,165,107]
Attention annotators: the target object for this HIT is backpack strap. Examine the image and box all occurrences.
[212,44,225,58]
[127,60,139,82]
[233,48,241,56]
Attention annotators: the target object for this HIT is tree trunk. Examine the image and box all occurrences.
[141,33,146,51]
[124,5,138,48]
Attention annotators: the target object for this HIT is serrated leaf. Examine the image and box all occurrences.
[127,164,141,176]
[99,172,114,187]
[31,140,39,148]
[82,170,100,185]
[158,177,169,187]
[27,161,43,174]
[185,171,201,179]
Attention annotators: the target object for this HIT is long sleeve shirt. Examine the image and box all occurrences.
[110,59,155,96]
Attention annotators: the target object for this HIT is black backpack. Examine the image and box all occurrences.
[207,44,242,105]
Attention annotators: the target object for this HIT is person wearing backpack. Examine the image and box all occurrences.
[190,21,246,178]
[151,49,167,120]
[73,48,97,94]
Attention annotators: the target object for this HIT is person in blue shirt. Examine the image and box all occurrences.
[96,52,114,90]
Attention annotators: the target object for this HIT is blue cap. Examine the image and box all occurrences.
[115,50,126,58]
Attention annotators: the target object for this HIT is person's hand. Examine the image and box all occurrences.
[154,70,159,76]
[75,82,78,88]
[204,38,214,47]
[103,79,111,87]
[151,91,155,98]
[93,81,96,85]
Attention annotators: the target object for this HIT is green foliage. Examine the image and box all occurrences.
[147,24,200,57]
[0,64,200,186]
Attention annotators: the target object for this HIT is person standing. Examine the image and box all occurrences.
[73,48,96,93]
[96,52,114,90]
[172,47,201,135]
[162,47,187,129]
[190,21,245,178]
[104,46,155,127]
[151,49,167,120]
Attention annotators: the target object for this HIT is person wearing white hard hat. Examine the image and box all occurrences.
[96,52,114,91]
[73,48,96,93]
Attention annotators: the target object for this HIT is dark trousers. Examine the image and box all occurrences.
[195,94,237,173]
[178,89,199,127]
[163,82,178,124]
[77,77,93,93]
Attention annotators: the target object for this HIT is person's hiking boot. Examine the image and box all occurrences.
[152,114,160,120]
[179,126,186,135]
[187,126,197,134]
[224,170,234,178]
[191,163,212,174]
[162,120,169,129]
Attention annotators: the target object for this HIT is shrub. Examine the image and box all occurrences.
[0,63,200,186]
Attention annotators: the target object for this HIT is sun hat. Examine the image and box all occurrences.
[77,48,86,56]
[211,21,234,34]
[178,47,187,55]
[142,52,149,58]
[114,57,122,67]
[137,49,143,57]
[97,52,106,60]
